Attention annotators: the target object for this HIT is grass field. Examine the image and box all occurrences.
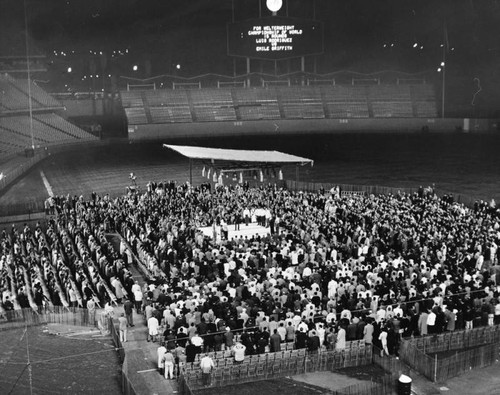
[0,326,122,395]
[2,133,500,215]
[193,377,330,395]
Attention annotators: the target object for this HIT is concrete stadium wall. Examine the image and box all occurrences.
[128,118,498,141]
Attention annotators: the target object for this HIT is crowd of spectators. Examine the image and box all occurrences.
[2,181,500,361]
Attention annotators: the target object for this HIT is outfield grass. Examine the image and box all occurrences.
[193,377,330,395]
[0,326,121,395]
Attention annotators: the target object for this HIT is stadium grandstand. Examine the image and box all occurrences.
[121,79,438,126]
[0,73,99,191]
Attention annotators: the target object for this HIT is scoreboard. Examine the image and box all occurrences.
[227,16,324,60]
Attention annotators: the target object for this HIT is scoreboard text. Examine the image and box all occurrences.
[227,17,324,60]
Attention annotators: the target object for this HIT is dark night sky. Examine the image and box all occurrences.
[1,0,500,104]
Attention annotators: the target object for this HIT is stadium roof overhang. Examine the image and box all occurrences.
[163,144,313,169]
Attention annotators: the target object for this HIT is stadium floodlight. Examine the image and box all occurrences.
[67,67,72,73]
[437,67,442,72]
[176,64,181,70]
[440,61,445,67]
[413,43,418,48]
[266,0,282,12]
[133,65,138,71]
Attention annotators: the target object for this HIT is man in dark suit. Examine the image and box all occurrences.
[270,329,281,352]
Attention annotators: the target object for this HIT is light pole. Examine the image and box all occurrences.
[441,45,446,118]
[441,24,449,119]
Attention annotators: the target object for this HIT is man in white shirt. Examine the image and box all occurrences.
[191,332,204,351]
[157,343,167,376]
[147,315,159,342]
[200,353,215,387]
[427,309,437,334]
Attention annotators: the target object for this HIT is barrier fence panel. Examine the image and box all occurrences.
[0,306,97,331]
[400,326,500,382]
[435,343,499,382]
[408,325,500,354]
[372,345,411,379]
[399,341,435,381]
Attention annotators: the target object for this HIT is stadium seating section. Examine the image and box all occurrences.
[0,74,98,156]
[0,114,98,154]
[0,73,61,112]
[121,84,438,125]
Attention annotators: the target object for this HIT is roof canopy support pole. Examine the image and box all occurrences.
[295,165,299,183]
[189,158,192,185]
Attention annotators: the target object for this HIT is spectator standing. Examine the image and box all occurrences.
[123,297,134,327]
[157,343,167,376]
[118,313,128,343]
[336,325,346,352]
[223,327,234,350]
[133,286,143,314]
[270,329,282,352]
[363,319,374,345]
[379,326,389,357]
[185,340,197,363]
[148,315,159,342]
[200,353,215,387]
[285,321,296,343]
[163,349,175,380]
